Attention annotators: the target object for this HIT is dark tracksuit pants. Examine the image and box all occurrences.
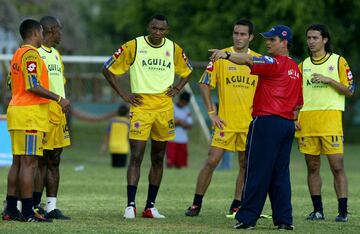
[235,115,294,226]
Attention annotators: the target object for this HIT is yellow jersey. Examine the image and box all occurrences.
[199,47,261,132]
[103,36,193,112]
[296,53,354,137]
[108,116,130,154]
[38,45,66,98]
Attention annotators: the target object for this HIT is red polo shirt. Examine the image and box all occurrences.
[251,55,303,120]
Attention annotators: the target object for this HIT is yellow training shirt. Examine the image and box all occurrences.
[108,116,130,154]
[199,47,261,132]
[103,36,193,112]
[38,45,66,98]
[296,53,354,137]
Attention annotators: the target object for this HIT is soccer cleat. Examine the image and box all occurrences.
[26,214,52,222]
[278,224,294,230]
[2,209,24,221]
[123,206,136,219]
[335,212,348,222]
[306,211,325,220]
[142,207,165,218]
[33,205,46,216]
[45,209,70,220]
[185,205,201,217]
[226,207,239,219]
[233,222,255,230]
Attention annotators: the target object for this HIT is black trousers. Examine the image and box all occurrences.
[235,115,294,226]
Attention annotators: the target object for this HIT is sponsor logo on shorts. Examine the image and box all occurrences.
[134,121,140,129]
[331,143,340,148]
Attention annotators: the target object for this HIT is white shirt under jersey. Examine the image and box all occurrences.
[172,104,192,143]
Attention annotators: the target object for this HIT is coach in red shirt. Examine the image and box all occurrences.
[210,25,303,230]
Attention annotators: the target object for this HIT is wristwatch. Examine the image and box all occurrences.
[225,51,231,59]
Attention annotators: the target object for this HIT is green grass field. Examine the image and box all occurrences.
[1,120,360,233]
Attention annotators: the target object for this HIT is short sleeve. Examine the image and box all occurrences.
[103,40,136,76]
[21,49,43,90]
[338,57,354,92]
[198,60,217,89]
[174,43,193,78]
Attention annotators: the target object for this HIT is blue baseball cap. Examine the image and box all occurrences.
[260,25,293,43]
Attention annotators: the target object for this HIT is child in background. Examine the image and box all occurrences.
[166,91,192,168]
[102,104,130,167]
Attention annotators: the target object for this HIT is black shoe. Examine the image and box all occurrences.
[306,211,325,220]
[45,209,71,220]
[26,214,52,222]
[34,205,46,216]
[185,205,201,217]
[2,209,24,221]
[278,224,294,230]
[233,222,255,230]
[335,212,348,222]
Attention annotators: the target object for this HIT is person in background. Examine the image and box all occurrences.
[166,91,192,168]
[102,104,130,168]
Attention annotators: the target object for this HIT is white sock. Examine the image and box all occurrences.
[46,197,57,213]
[17,200,22,212]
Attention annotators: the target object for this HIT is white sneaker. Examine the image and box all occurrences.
[123,206,136,219]
[142,207,165,218]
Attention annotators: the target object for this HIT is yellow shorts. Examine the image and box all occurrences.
[129,109,175,141]
[43,101,71,150]
[297,136,344,155]
[10,130,45,156]
[211,129,247,152]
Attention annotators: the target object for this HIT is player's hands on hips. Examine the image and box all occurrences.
[209,113,226,130]
[123,93,143,106]
[208,49,226,62]
[166,86,180,97]
[59,98,70,113]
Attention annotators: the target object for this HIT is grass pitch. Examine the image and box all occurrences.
[1,121,360,233]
